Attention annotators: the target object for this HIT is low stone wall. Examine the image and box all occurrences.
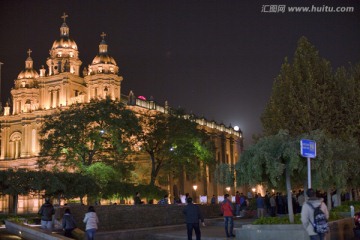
[5,220,71,240]
[55,204,222,231]
[328,218,354,240]
[235,218,354,240]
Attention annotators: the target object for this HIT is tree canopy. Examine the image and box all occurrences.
[136,109,215,186]
[261,36,333,137]
[39,97,141,173]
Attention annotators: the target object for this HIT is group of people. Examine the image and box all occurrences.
[185,188,331,240]
[39,188,331,240]
[38,197,99,240]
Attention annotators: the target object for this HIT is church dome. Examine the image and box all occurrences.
[17,51,39,79]
[18,67,39,79]
[51,36,78,50]
[92,53,117,65]
[91,39,117,65]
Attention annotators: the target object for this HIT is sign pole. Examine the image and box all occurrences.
[307,157,311,189]
[300,139,316,189]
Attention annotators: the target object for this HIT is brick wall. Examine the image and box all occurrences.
[55,204,222,231]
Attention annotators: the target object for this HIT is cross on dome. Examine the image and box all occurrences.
[27,49,32,57]
[61,12,68,23]
[101,32,107,40]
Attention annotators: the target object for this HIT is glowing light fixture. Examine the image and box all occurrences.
[234,126,239,131]
[193,185,198,191]
[226,186,231,192]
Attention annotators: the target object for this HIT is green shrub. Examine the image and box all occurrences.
[253,214,302,225]
[0,214,39,225]
[332,201,360,213]
[253,211,344,225]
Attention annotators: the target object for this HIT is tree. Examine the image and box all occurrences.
[238,127,360,221]
[39,97,141,172]
[214,163,235,187]
[261,36,360,206]
[261,36,333,137]
[136,109,215,186]
[236,130,303,223]
[330,63,360,140]
[0,169,32,215]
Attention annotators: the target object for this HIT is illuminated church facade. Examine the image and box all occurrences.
[0,14,243,212]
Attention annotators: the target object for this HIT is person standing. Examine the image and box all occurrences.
[256,193,265,218]
[270,194,276,217]
[183,197,205,240]
[235,191,241,216]
[301,188,329,240]
[158,194,169,204]
[297,190,305,213]
[134,192,143,205]
[83,206,99,240]
[38,197,55,230]
[221,194,235,238]
[332,190,340,208]
[62,208,76,238]
[211,195,216,204]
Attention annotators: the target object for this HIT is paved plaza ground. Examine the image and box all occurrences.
[1,217,359,240]
[0,218,252,240]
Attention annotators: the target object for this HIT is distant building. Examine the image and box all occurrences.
[0,14,243,213]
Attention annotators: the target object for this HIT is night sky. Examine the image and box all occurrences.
[0,0,359,147]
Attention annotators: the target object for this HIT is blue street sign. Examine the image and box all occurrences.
[300,139,316,158]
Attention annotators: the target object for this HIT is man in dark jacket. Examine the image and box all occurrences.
[183,197,205,240]
[38,197,55,230]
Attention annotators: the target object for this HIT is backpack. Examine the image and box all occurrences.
[308,202,329,234]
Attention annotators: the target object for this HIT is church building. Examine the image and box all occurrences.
[0,14,243,213]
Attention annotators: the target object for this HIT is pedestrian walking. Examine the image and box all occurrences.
[221,194,235,238]
[301,188,329,240]
[62,208,76,238]
[38,197,55,230]
[83,206,99,240]
[183,197,205,240]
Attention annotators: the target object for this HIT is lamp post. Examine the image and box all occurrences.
[193,185,197,203]
[226,186,231,192]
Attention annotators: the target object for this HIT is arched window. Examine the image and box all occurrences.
[10,132,22,159]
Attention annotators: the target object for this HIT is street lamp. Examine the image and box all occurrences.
[226,186,231,192]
